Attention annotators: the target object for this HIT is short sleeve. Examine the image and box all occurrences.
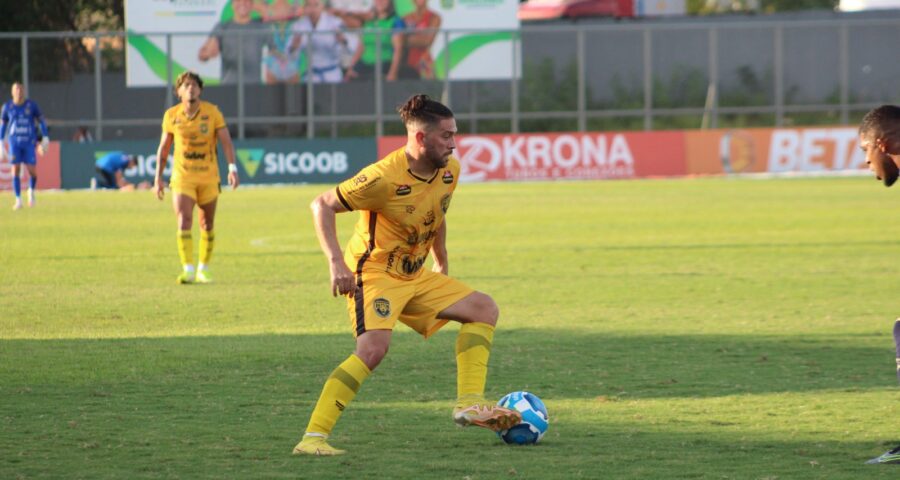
[336,164,388,212]
[210,22,225,43]
[213,105,226,131]
[30,101,43,119]
[162,109,174,135]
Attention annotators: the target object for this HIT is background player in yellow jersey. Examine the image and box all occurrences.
[293,94,520,456]
[153,71,239,284]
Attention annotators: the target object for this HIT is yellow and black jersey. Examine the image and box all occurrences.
[162,100,226,185]
[336,147,460,280]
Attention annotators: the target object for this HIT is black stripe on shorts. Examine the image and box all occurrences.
[353,211,377,336]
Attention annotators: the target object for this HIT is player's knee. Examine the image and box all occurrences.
[356,343,389,371]
[177,215,193,230]
[474,292,499,326]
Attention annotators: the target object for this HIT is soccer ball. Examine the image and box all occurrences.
[497,391,549,445]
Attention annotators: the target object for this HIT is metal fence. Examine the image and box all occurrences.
[2,13,899,142]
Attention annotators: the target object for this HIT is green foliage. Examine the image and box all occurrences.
[686,0,838,14]
[2,179,900,479]
[760,0,839,13]
[0,0,124,82]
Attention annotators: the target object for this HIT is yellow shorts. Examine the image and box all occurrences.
[347,269,474,339]
[171,180,220,206]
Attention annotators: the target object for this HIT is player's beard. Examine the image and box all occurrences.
[425,144,451,170]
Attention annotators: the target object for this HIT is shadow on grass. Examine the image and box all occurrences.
[1,329,897,479]
[1,328,894,400]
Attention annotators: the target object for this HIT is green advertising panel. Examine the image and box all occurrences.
[60,138,377,189]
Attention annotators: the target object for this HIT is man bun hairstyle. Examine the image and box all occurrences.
[398,94,453,130]
[860,104,900,138]
[175,70,204,92]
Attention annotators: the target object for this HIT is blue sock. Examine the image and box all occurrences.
[12,176,20,198]
[29,176,36,190]
[893,319,900,384]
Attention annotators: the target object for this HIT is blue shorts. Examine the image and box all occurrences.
[9,142,36,165]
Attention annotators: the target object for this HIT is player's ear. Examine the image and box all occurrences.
[415,130,426,146]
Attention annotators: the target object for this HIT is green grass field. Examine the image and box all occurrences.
[2,177,900,479]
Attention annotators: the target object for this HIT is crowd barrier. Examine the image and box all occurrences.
[0,126,868,191]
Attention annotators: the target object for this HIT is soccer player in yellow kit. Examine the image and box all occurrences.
[293,94,521,456]
[153,71,239,284]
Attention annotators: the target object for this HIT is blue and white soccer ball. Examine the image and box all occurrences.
[497,391,549,445]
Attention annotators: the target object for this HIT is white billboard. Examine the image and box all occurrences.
[124,0,520,87]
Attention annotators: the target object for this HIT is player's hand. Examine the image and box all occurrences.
[153,180,166,201]
[228,170,240,190]
[41,136,49,152]
[0,144,5,162]
[330,260,355,297]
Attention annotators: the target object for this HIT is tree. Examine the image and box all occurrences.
[0,0,124,82]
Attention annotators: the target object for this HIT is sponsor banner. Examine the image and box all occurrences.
[0,142,61,190]
[60,138,374,189]
[685,127,866,175]
[378,131,686,182]
[231,138,374,183]
[125,0,519,86]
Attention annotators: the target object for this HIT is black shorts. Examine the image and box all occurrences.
[95,167,118,189]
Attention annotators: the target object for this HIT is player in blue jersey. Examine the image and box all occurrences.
[94,151,138,190]
[0,82,49,210]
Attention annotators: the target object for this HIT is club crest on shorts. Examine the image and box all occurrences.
[374,298,391,318]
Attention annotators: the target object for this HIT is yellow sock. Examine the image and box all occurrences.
[455,322,495,405]
[199,229,214,266]
[305,354,371,436]
[177,230,193,267]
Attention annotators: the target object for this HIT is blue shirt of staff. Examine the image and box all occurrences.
[94,151,136,189]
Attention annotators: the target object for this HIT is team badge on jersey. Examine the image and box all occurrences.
[374,298,391,318]
[442,170,454,184]
[200,123,208,134]
[396,184,411,196]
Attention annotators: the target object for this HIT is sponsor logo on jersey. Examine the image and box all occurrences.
[423,210,435,226]
[353,174,367,185]
[405,205,415,214]
[184,151,206,160]
[442,170,454,184]
[200,115,209,120]
[405,230,435,246]
[440,193,452,213]
[396,184,411,196]
[400,255,426,275]
[200,123,208,134]
[374,298,391,318]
